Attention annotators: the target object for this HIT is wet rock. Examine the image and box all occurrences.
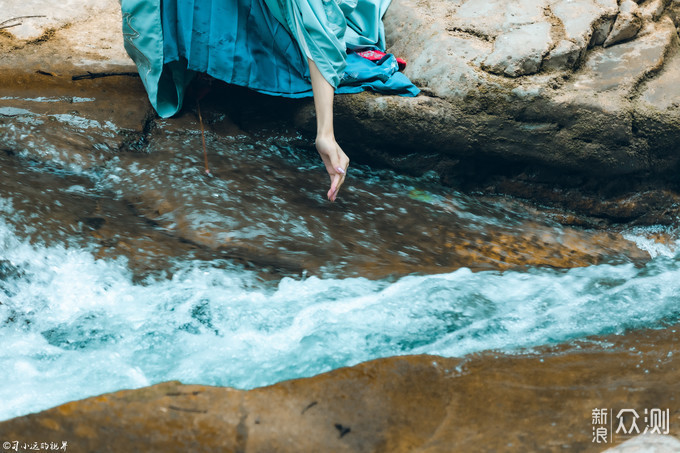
[108,122,652,278]
[0,89,150,171]
[1,327,678,451]
[603,0,643,47]
[0,150,222,277]
[485,171,680,225]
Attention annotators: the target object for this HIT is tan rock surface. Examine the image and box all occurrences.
[603,0,643,47]
[0,0,131,68]
[359,0,680,178]
[640,0,671,21]
[0,327,678,452]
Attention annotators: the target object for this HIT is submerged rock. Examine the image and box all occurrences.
[0,327,678,451]
[0,91,655,279]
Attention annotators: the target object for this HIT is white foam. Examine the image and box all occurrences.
[1,206,680,422]
[623,227,678,258]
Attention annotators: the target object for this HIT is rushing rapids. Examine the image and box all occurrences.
[1,95,679,423]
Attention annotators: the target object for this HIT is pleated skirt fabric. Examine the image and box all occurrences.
[121,0,397,117]
[162,0,315,97]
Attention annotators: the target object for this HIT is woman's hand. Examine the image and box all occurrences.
[316,136,349,202]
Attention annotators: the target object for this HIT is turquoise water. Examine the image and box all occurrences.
[1,104,679,422]
[1,192,679,421]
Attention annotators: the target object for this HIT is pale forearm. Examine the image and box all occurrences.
[308,58,349,202]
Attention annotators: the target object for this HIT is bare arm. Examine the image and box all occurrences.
[308,58,349,202]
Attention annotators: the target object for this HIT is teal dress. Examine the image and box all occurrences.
[264,0,390,88]
[121,0,407,118]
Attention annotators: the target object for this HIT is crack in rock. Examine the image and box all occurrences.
[604,0,644,47]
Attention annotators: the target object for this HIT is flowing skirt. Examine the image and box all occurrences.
[162,0,312,98]
[121,0,411,118]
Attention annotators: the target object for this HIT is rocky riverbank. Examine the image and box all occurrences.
[1,327,678,451]
[4,0,680,224]
[329,0,680,224]
[2,1,680,452]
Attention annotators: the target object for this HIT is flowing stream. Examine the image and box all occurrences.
[1,97,679,422]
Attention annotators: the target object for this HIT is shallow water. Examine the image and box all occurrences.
[1,96,679,422]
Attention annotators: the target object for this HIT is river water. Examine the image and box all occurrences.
[1,96,679,422]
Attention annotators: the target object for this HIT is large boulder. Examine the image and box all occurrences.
[327,0,680,180]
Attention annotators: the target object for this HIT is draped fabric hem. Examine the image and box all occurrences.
[121,0,418,118]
